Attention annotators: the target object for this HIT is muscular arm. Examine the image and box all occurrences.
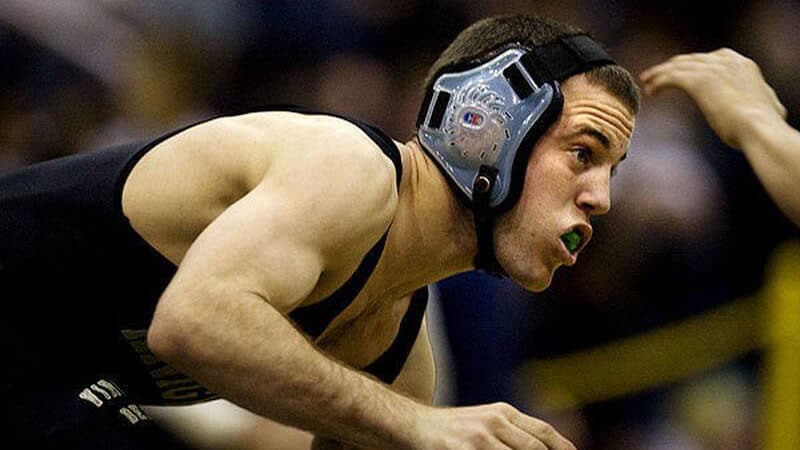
[147,133,424,449]
[641,48,800,226]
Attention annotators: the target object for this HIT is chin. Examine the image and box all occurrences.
[520,276,552,293]
[504,260,556,293]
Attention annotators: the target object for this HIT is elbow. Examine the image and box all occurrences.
[147,321,177,363]
[148,277,245,369]
[147,297,200,366]
[147,311,185,365]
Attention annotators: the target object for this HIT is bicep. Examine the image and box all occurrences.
[163,182,326,314]
[146,179,332,373]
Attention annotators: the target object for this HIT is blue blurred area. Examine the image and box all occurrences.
[437,272,528,407]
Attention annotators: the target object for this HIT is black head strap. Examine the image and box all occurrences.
[521,34,614,85]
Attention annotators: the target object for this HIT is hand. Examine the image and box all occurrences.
[415,402,576,450]
[640,48,787,150]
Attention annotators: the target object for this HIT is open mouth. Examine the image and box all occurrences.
[560,229,584,255]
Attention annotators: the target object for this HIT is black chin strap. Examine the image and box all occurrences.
[472,165,506,277]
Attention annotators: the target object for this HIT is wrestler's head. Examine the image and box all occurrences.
[417,15,640,291]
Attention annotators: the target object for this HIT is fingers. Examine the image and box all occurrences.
[476,403,534,449]
[639,58,709,96]
[640,48,788,121]
[495,423,547,450]
[639,49,736,92]
[486,403,576,450]
[639,52,698,83]
[639,63,681,96]
[640,52,719,95]
[509,413,576,450]
[440,402,576,450]
[640,48,760,93]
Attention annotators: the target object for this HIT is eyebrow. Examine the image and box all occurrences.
[571,126,627,164]
[572,126,610,150]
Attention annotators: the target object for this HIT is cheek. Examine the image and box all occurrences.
[495,201,548,263]
[519,156,572,213]
[503,155,565,240]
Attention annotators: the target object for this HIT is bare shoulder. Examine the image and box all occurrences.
[124,111,399,267]
[151,111,396,186]
[193,111,398,188]
[216,112,401,265]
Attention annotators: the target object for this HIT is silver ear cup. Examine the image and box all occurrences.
[442,83,509,170]
[418,47,557,207]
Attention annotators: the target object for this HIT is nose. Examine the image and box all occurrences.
[577,172,611,216]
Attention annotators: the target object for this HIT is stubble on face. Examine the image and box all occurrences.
[494,144,567,291]
[494,75,635,292]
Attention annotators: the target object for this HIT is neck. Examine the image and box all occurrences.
[379,139,478,298]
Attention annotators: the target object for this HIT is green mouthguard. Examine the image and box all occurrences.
[561,230,582,253]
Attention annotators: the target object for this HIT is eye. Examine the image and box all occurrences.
[571,147,592,165]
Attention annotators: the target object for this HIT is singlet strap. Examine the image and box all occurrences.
[289,233,389,338]
[263,105,403,189]
[284,107,403,338]
[343,117,402,189]
[362,287,429,384]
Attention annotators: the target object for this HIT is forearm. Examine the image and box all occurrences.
[149,291,423,450]
[739,115,800,226]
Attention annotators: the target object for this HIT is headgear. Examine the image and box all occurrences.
[416,34,615,275]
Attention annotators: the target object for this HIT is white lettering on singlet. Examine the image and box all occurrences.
[97,379,123,398]
[78,389,103,408]
[90,384,111,400]
[77,378,123,407]
[76,378,149,426]
[118,407,139,424]
[118,404,149,424]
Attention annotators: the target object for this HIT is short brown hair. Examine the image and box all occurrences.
[423,15,640,116]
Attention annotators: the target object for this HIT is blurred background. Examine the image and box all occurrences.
[2,1,799,449]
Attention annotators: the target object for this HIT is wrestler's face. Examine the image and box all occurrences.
[494,74,634,292]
